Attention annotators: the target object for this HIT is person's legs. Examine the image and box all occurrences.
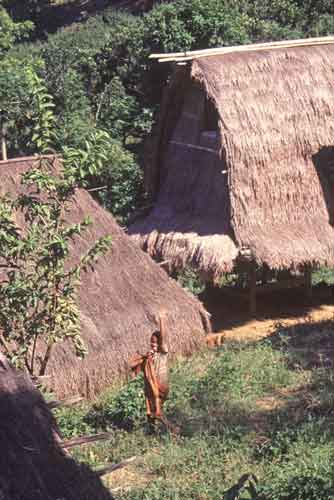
[155,384,179,433]
[145,394,152,417]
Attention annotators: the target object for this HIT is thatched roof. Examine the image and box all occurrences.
[129,40,334,280]
[0,352,113,500]
[0,156,210,398]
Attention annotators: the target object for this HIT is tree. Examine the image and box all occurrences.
[0,56,55,159]
[0,157,112,376]
[63,129,143,224]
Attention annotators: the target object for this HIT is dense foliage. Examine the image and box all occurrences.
[0,0,332,223]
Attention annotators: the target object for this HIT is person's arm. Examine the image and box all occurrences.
[159,312,168,353]
[128,353,144,377]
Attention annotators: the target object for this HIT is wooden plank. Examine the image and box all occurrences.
[222,277,305,300]
[159,39,334,62]
[255,277,305,294]
[32,374,51,386]
[151,36,334,58]
[48,395,84,410]
[304,266,313,300]
[169,140,219,155]
[1,123,7,161]
[248,264,257,316]
[158,260,171,267]
[151,36,334,61]
[95,456,137,477]
[61,432,113,449]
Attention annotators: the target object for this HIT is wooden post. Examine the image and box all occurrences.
[261,265,270,285]
[304,265,312,300]
[248,262,257,316]
[1,122,7,161]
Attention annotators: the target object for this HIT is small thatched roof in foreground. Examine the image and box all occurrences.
[129,39,334,280]
[0,157,210,398]
[0,353,113,500]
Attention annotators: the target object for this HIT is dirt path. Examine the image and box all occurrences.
[202,286,334,342]
[222,303,334,342]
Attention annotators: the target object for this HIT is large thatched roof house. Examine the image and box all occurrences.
[0,157,210,398]
[0,352,113,500]
[129,37,334,285]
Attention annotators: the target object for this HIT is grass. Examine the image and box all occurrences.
[55,322,334,499]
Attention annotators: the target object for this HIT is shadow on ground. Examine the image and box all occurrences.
[200,283,334,332]
[267,316,334,370]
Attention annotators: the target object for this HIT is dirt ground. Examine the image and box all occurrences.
[201,284,334,342]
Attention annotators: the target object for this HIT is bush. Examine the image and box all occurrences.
[176,268,205,296]
[63,129,143,224]
[87,375,146,430]
[55,406,94,439]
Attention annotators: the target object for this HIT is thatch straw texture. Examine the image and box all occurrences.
[0,157,210,398]
[0,352,113,500]
[130,43,334,277]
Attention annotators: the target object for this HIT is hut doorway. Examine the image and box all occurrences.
[199,98,219,149]
[312,146,334,226]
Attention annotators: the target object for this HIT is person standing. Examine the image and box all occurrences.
[129,312,170,428]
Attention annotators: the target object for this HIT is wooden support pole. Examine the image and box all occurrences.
[304,265,313,300]
[150,36,334,60]
[249,263,257,316]
[47,395,84,410]
[261,265,270,285]
[60,432,113,450]
[1,122,7,161]
[96,456,137,477]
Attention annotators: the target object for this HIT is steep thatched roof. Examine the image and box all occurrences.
[130,40,334,280]
[0,352,113,500]
[0,156,210,398]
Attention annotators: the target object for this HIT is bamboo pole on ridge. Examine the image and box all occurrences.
[150,36,334,63]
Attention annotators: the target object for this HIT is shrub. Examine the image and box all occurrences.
[87,375,146,430]
[176,268,205,296]
[55,405,94,439]
[63,129,143,224]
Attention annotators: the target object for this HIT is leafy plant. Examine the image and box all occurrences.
[87,375,146,430]
[54,405,94,439]
[63,129,143,223]
[0,56,56,157]
[28,69,56,153]
[176,267,205,296]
